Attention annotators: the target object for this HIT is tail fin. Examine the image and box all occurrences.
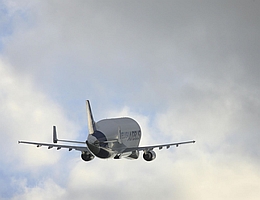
[86,100,96,134]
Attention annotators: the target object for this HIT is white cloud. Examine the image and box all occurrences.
[0,58,79,169]
[10,178,66,200]
[2,99,260,200]
[171,150,260,200]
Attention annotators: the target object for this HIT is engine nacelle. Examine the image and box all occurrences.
[143,150,156,161]
[81,152,94,162]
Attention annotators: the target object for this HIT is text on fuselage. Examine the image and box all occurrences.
[120,130,141,141]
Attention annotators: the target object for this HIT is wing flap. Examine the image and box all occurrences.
[18,141,90,152]
[122,140,195,153]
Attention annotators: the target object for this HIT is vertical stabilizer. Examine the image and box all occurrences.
[86,100,96,134]
[118,126,122,144]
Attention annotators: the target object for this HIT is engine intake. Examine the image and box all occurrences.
[143,150,156,161]
[81,152,94,161]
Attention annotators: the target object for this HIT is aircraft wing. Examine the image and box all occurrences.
[122,140,195,153]
[18,141,90,152]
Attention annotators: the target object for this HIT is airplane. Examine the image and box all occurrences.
[18,100,195,162]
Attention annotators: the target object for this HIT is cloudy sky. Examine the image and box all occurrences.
[1,0,260,199]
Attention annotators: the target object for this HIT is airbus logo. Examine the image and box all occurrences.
[120,130,141,141]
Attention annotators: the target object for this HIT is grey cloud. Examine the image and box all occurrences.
[4,1,260,104]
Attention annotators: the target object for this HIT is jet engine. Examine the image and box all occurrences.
[143,150,156,161]
[81,151,94,161]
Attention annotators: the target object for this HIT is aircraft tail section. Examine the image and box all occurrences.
[86,100,96,134]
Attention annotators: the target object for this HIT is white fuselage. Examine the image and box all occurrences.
[87,117,141,159]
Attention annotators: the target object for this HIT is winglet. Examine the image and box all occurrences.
[118,126,122,144]
[53,126,58,143]
[86,100,96,134]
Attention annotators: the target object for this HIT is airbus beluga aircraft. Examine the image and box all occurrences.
[18,100,195,161]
